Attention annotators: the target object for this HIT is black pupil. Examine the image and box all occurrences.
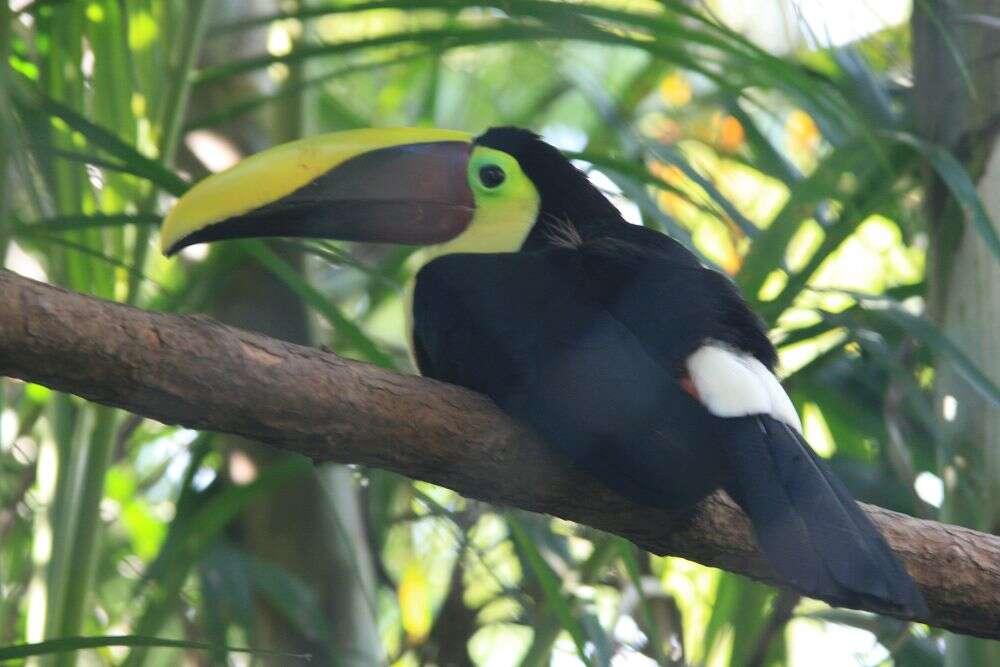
[479,165,506,188]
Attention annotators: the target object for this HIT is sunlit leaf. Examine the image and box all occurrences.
[659,71,693,107]
[399,562,433,643]
[10,77,189,196]
[508,517,592,667]
[887,130,1000,267]
[240,240,397,369]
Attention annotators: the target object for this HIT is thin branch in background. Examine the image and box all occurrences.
[955,14,1000,30]
[746,590,801,667]
[113,413,145,460]
[0,464,36,543]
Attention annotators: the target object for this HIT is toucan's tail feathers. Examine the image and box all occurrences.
[721,416,928,617]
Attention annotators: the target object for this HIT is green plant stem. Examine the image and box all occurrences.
[516,528,617,667]
[0,0,12,256]
[125,0,212,306]
[0,635,312,662]
[40,399,114,665]
[36,7,210,662]
[50,407,117,667]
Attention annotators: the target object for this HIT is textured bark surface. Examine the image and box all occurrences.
[2,267,999,638]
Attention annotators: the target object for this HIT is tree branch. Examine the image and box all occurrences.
[1,268,999,639]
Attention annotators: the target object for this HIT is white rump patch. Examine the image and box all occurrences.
[686,342,802,433]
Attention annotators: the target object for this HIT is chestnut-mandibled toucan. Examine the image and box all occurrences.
[160,127,927,615]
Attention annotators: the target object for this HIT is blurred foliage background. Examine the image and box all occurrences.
[2,0,999,665]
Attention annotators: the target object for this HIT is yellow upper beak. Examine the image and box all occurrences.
[161,127,474,255]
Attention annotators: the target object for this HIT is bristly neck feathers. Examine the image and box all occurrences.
[474,127,626,251]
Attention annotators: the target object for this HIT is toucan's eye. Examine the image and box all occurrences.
[478,164,506,188]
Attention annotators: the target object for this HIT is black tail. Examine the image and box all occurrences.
[720,415,928,616]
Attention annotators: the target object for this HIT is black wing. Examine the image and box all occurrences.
[412,244,926,615]
[573,235,776,370]
[412,249,725,509]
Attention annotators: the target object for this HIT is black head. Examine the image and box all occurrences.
[475,127,626,249]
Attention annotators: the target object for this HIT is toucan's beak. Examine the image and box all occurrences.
[161,128,474,256]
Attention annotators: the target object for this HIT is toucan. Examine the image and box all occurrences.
[161,126,928,616]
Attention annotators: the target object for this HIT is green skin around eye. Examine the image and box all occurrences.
[420,145,541,258]
[406,147,541,265]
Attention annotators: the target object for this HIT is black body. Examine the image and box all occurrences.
[412,128,927,615]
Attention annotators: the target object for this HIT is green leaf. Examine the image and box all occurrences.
[241,241,397,369]
[737,139,876,302]
[200,0,857,130]
[13,232,171,294]
[217,0,847,114]
[0,635,310,662]
[184,50,434,131]
[569,150,720,222]
[776,283,925,350]
[616,540,669,665]
[10,77,190,196]
[19,146,182,186]
[122,457,311,667]
[644,142,759,238]
[138,456,310,595]
[194,24,562,85]
[508,516,592,667]
[887,131,1000,267]
[701,574,779,665]
[795,286,1000,408]
[804,609,942,667]
[863,299,1000,406]
[10,213,161,232]
[760,162,907,320]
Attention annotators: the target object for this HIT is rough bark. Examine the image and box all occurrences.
[1,268,999,639]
